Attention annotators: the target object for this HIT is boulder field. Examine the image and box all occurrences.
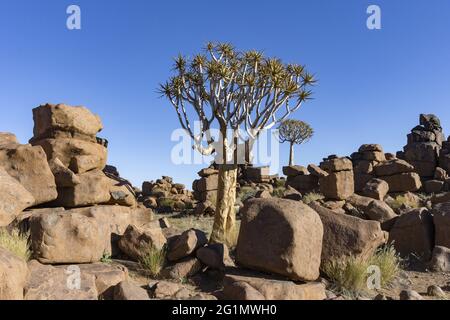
[1,105,450,300]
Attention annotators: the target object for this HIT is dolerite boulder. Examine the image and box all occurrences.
[351,144,386,192]
[31,103,103,141]
[388,208,434,260]
[30,210,110,264]
[29,104,121,208]
[0,167,35,227]
[118,224,167,261]
[52,169,111,207]
[0,140,57,205]
[236,198,323,281]
[319,157,354,200]
[24,260,98,300]
[35,138,107,174]
[0,247,30,300]
[282,165,309,177]
[429,246,450,272]
[309,201,386,264]
[222,269,326,300]
[167,229,208,262]
[362,178,389,200]
[400,114,444,178]
[374,159,422,193]
[432,202,450,248]
[439,137,450,173]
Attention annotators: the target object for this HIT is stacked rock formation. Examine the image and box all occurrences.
[140,176,194,213]
[29,104,136,208]
[351,144,387,192]
[399,114,445,179]
[319,156,354,200]
[0,132,57,225]
[241,165,275,184]
[192,167,219,216]
[284,165,319,194]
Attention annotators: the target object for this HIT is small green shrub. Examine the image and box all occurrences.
[272,187,286,198]
[237,186,258,203]
[0,228,31,261]
[302,192,324,204]
[139,245,167,277]
[273,179,286,188]
[388,195,421,210]
[100,252,113,264]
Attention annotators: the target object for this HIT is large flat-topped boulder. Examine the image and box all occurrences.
[30,210,110,264]
[374,159,415,177]
[223,270,326,300]
[32,103,103,141]
[0,132,19,146]
[24,260,98,300]
[52,170,111,207]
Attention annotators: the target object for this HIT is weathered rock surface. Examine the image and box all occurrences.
[0,167,35,227]
[31,103,103,141]
[113,281,151,300]
[0,143,57,205]
[30,210,110,264]
[309,201,386,263]
[24,260,98,300]
[167,229,208,262]
[0,247,29,300]
[429,246,450,272]
[223,270,326,300]
[118,224,167,261]
[236,198,323,281]
[160,257,203,280]
[388,208,434,260]
[362,178,389,200]
[432,202,450,248]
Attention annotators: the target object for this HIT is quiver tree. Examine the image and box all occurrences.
[159,42,315,245]
[278,119,314,166]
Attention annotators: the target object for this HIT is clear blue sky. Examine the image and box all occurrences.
[1,0,449,187]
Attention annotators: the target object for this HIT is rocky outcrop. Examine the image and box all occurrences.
[28,104,133,208]
[319,156,354,200]
[399,114,444,178]
[236,198,323,282]
[141,176,193,213]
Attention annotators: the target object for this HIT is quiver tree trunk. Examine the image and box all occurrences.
[210,164,238,245]
[289,142,295,166]
[210,129,238,246]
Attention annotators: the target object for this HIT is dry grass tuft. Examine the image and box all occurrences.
[0,228,31,261]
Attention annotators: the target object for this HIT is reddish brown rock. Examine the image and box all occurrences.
[236,198,323,282]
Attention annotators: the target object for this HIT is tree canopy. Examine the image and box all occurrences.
[159,42,316,159]
[278,119,314,145]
